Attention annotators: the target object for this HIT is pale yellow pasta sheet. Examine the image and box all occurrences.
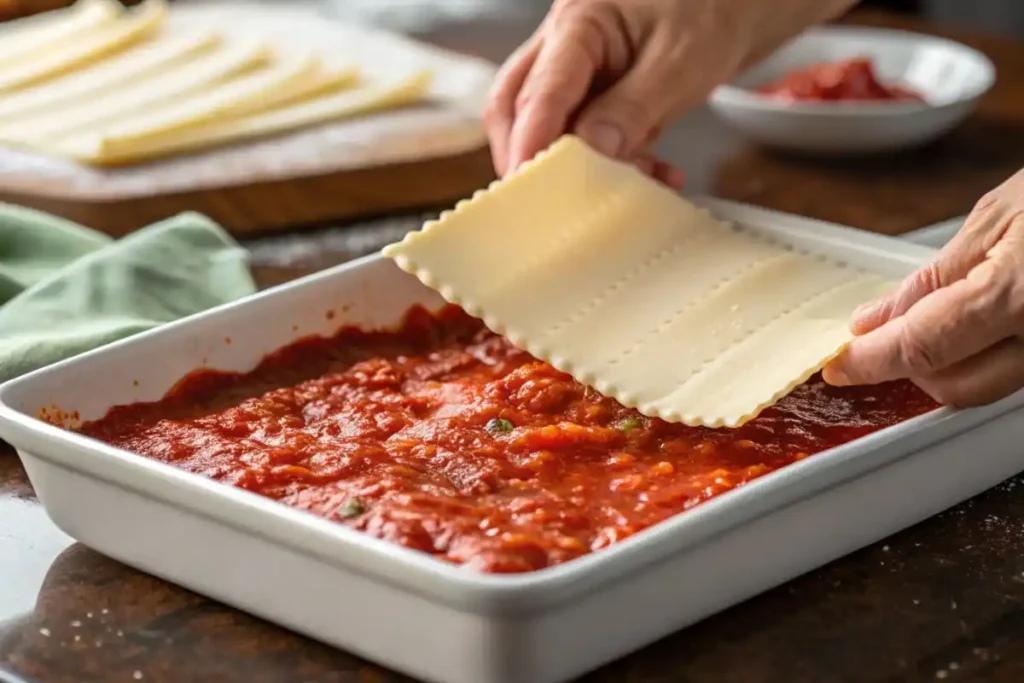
[0,40,270,144]
[0,0,168,93]
[32,51,322,151]
[0,32,219,123]
[56,70,430,166]
[384,135,895,428]
[0,0,122,69]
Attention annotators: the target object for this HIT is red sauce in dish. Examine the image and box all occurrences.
[80,306,938,573]
[758,57,924,103]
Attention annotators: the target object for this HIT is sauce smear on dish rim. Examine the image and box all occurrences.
[79,305,938,573]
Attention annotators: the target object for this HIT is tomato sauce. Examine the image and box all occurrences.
[80,306,938,573]
[758,57,924,103]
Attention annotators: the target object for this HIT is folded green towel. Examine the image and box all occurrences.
[0,204,256,383]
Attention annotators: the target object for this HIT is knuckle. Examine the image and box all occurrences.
[547,2,624,73]
[970,190,1018,239]
[973,190,999,214]
[972,187,1009,220]
[547,1,605,47]
[550,0,604,22]
[884,269,933,319]
[968,257,1022,322]
[915,260,945,293]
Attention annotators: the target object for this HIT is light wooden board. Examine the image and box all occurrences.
[0,1,494,234]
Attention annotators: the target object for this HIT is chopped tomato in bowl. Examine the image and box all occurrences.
[757,57,924,104]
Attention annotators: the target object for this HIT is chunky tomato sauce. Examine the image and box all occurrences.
[758,57,924,103]
[80,306,937,573]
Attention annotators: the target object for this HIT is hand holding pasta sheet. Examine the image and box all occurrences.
[826,167,1024,407]
[484,0,859,185]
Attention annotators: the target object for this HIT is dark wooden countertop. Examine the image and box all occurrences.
[3,4,1024,683]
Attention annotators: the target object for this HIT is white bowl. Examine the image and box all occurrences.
[708,26,996,155]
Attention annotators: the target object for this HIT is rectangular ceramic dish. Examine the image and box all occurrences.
[2,199,1023,683]
[903,214,965,248]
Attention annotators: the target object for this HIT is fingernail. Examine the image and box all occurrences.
[853,301,875,319]
[853,300,882,325]
[585,123,624,158]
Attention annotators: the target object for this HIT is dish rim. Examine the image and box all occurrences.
[711,25,996,116]
[2,198,1022,616]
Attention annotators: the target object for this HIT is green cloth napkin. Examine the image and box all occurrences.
[0,204,257,383]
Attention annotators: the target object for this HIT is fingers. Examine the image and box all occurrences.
[484,39,541,176]
[914,337,1024,407]
[827,172,1024,411]
[851,193,1016,335]
[572,42,675,159]
[505,23,601,172]
[574,22,730,162]
[485,4,707,179]
[826,255,1024,386]
[485,28,687,190]
[849,261,948,335]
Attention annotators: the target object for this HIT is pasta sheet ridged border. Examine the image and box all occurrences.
[383,135,883,428]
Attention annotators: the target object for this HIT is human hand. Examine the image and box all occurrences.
[825,167,1024,407]
[484,0,858,186]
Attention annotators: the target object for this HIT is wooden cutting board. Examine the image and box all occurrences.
[0,1,498,236]
[0,147,495,237]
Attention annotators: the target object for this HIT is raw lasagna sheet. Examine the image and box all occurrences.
[384,136,894,427]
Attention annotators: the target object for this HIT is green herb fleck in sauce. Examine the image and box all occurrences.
[336,498,366,519]
[614,416,642,432]
[485,418,514,434]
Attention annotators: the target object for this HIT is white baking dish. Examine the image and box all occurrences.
[2,199,1023,683]
[903,214,966,248]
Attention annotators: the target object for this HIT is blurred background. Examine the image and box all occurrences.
[2,0,1023,38]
